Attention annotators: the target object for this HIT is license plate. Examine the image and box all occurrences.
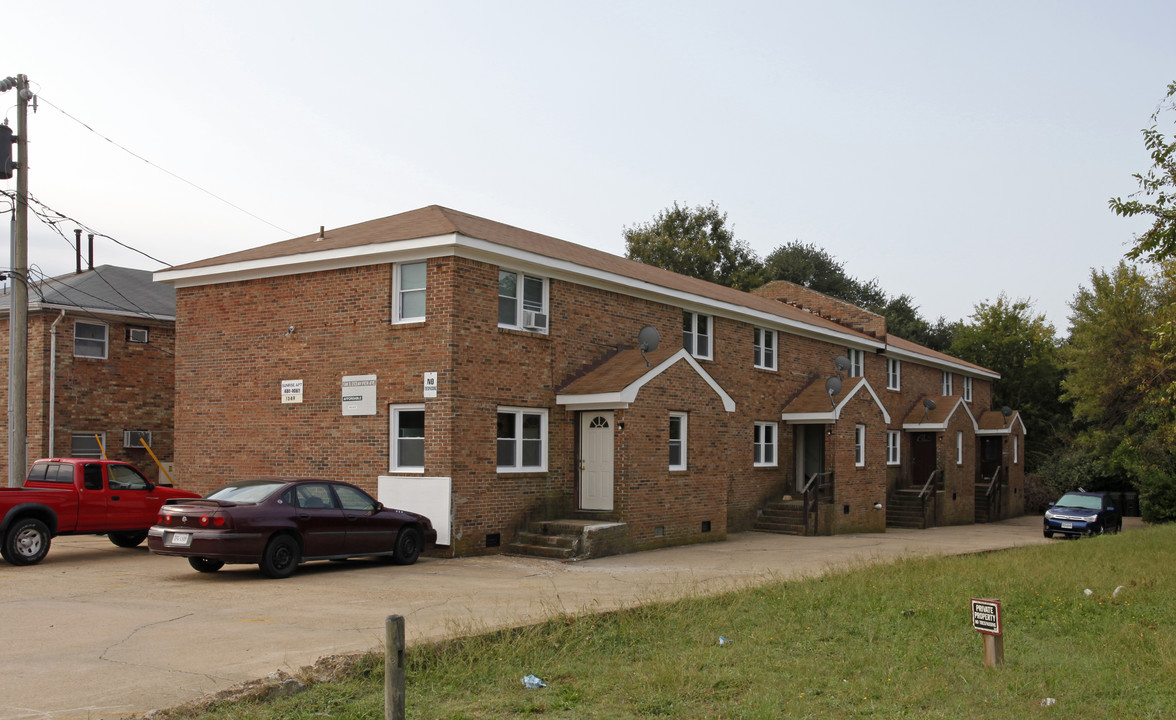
[169,532,192,547]
[1061,522,1073,530]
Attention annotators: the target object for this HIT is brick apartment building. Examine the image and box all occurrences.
[155,206,1026,558]
[0,266,176,481]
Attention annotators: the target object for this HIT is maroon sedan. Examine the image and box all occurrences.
[147,479,436,578]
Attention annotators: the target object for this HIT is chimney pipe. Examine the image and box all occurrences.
[74,229,82,274]
[87,233,94,270]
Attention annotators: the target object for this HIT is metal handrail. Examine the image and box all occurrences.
[985,466,1002,497]
[802,471,834,536]
[917,468,941,499]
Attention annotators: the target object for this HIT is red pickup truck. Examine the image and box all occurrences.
[1,458,201,566]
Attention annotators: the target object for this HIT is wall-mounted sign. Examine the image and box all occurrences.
[281,379,303,404]
[342,374,377,416]
[423,372,438,398]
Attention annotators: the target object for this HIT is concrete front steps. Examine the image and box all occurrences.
[753,499,807,536]
[886,489,929,529]
[507,520,629,561]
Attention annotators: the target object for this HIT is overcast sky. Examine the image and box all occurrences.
[5,1,1174,335]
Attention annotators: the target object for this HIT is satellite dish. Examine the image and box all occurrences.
[637,326,661,367]
[833,355,852,374]
[638,326,661,353]
[1000,406,1012,417]
[825,376,842,408]
[923,398,937,411]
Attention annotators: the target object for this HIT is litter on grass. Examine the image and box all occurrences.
[522,675,546,689]
[1041,698,1057,707]
[718,636,732,646]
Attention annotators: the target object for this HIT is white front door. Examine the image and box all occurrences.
[580,411,615,511]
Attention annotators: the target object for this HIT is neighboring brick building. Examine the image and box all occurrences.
[156,206,1026,557]
[0,266,176,482]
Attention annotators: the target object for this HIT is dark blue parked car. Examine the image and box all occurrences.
[1043,491,1122,538]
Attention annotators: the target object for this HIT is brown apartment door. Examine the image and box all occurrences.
[910,433,937,489]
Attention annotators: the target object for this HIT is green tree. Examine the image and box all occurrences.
[1060,262,1176,522]
[624,202,763,291]
[949,294,1067,471]
[1112,80,1176,263]
[761,240,886,308]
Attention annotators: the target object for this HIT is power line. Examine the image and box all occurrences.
[35,93,293,237]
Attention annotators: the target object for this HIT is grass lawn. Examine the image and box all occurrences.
[160,523,1176,719]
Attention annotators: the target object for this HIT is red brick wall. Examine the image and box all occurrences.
[827,387,889,533]
[0,312,174,481]
[939,409,978,525]
[752,281,887,338]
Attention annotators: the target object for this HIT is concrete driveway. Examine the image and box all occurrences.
[0,515,1138,720]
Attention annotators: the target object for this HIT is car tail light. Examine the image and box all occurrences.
[199,511,232,529]
[158,513,173,525]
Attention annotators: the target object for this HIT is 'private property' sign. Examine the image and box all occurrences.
[971,598,1002,635]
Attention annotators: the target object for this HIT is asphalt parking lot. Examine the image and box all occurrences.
[0,515,1141,720]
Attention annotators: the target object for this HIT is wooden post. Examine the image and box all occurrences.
[385,614,405,720]
[982,633,1005,668]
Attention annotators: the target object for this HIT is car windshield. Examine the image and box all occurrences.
[206,481,285,504]
[1056,493,1101,510]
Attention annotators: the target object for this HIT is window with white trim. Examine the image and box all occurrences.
[669,412,688,470]
[854,425,866,466]
[887,430,901,465]
[963,377,973,402]
[753,422,777,467]
[497,408,548,472]
[886,358,901,390]
[942,371,953,396]
[847,348,864,378]
[71,432,105,459]
[498,270,548,331]
[683,312,711,359]
[394,261,426,323]
[390,405,426,473]
[956,431,963,465]
[753,328,776,370]
[74,321,108,359]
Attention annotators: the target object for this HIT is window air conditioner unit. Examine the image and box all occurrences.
[521,310,548,331]
[127,327,149,344]
[123,430,152,449]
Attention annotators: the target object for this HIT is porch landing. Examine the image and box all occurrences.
[507,519,629,561]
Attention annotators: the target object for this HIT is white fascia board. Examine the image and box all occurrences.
[978,414,1027,436]
[903,422,946,432]
[154,234,459,288]
[453,237,885,351]
[885,344,1000,380]
[834,379,892,424]
[557,349,736,412]
[902,397,977,432]
[24,302,176,323]
[782,413,836,424]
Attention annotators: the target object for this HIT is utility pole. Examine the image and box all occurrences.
[5,74,29,487]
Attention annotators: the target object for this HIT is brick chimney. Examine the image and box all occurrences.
[752,280,887,338]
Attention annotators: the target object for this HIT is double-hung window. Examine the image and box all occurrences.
[669,412,688,470]
[847,348,864,377]
[942,371,953,396]
[390,405,426,473]
[498,270,548,332]
[963,377,973,402]
[753,422,777,467]
[886,358,901,390]
[683,312,712,359]
[854,425,866,467]
[394,261,427,323]
[753,328,776,370]
[74,321,108,359]
[497,408,547,472]
[887,430,901,465]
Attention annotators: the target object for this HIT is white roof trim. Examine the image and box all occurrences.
[901,396,977,432]
[557,348,736,412]
[885,344,999,380]
[155,231,885,350]
[782,378,891,425]
[976,413,1028,436]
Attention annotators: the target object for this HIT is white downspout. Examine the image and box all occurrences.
[48,310,66,458]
